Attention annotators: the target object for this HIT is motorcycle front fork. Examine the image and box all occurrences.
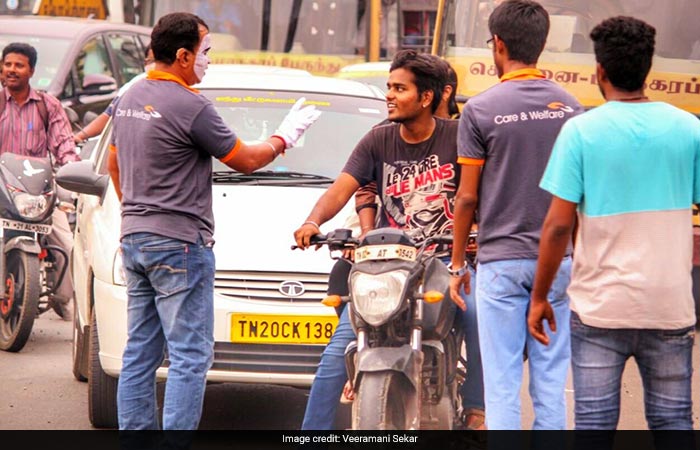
[0,228,6,299]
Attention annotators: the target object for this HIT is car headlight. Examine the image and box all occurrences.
[113,249,127,286]
[350,270,408,326]
[12,192,51,219]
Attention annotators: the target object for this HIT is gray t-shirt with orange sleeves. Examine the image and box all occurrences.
[111,73,239,244]
[458,72,583,263]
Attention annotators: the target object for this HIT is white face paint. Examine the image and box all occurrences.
[194,34,211,83]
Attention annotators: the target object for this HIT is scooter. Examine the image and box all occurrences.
[0,153,70,352]
[302,228,462,430]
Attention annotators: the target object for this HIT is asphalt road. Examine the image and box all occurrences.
[0,311,698,430]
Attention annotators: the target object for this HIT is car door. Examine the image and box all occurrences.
[61,33,118,124]
[104,32,146,86]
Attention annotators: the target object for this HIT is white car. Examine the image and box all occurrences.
[58,65,386,428]
[336,61,391,93]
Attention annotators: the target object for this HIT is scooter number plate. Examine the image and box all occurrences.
[1,219,52,234]
[355,244,417,263]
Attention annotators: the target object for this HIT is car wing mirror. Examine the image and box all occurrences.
[81,74,117,96]
[56,160,108,198]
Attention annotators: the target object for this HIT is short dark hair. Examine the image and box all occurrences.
[390,50,447,113]
[2,42,38,69]
[590,16,655,92]
[150,12,208,65]
[488,0,549,64]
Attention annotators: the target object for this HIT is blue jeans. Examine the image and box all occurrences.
[476,257,572,430]
[570,312,694,430]
[301,267,483,430]
[117,232,215,430]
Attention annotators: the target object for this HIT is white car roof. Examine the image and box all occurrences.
[338,61,391,74]
[195,65,385,99]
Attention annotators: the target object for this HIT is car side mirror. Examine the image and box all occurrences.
[56,160,108,198]
[81,74,117,96]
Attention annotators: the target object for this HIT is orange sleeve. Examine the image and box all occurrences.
[109,144,117,153]
[457,156,485,166]
[219,138,242,164]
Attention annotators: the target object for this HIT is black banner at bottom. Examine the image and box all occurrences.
[0,430,697,450]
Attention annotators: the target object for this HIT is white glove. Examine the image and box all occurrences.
[273,97,322,149]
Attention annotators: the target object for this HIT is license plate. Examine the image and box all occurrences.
[1,219,51,234]
[230,314,338,344]
[355,244,417,263]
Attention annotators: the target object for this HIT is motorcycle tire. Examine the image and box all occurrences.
[72,295,88,382]
[352,371,415,430]
[0,250,40,352]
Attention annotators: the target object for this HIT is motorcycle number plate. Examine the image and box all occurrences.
[1,219,52,234]
[355,244,417,263]
[230,313,338,345]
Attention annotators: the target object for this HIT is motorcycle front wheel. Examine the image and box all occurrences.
[352,371,416,430]
[0,250,40,352]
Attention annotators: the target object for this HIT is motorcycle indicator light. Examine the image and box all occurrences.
[321,295,342,308]
[423,290,444,303]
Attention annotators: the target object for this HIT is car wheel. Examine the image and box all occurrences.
[88,307,118,428]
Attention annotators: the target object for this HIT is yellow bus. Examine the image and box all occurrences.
[433,0,700,115]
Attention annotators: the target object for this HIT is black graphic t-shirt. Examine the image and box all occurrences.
[343,118,460,239]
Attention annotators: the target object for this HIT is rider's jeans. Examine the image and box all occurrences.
[117,232,215,430]
[476,257,571,430]
[570,312,694,430]
[301,266,483,430]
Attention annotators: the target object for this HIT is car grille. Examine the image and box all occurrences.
[214,271,329,303]
[163,342,323,375]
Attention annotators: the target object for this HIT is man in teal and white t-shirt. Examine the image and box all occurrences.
[529,16,700,431]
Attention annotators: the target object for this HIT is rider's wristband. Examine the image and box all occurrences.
[446,262,468,278]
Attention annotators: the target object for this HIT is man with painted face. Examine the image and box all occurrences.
[108,12,321,430]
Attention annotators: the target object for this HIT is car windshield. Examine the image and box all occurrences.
[205,89,385,179]
[0,34,72,90]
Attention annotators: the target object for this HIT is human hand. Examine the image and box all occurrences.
[273,97,322,149]
[528,296,556,346]
[293,221,321,250]
[448,270,470,311]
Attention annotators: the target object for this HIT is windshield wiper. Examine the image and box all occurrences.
[212,171,333,185]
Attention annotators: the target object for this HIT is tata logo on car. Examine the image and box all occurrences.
[279,281,305,297]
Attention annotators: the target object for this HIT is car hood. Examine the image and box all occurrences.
[212,184,356,273]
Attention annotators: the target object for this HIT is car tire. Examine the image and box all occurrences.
[71,295,88,382]
[88,307,118,429]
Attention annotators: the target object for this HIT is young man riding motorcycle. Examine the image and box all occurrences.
[0,42,79,320]
[294,50,484,430]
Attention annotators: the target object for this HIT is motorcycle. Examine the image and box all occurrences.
[300,227,464,430]
[0,153,71,352]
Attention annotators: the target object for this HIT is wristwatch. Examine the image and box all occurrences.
[446,262,468,278]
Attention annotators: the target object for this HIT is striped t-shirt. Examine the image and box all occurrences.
[540,101,700,329]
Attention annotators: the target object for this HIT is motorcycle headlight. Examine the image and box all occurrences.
[113,249,127,286]
[12,192,51,219]
[350,270,408,326]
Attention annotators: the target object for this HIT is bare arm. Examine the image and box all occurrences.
[107,145,122,202]
[448,164,481,310]
[74,113,110,143]
[221,137,286,174]
[293,173,361,249]
[528,196,577,345]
